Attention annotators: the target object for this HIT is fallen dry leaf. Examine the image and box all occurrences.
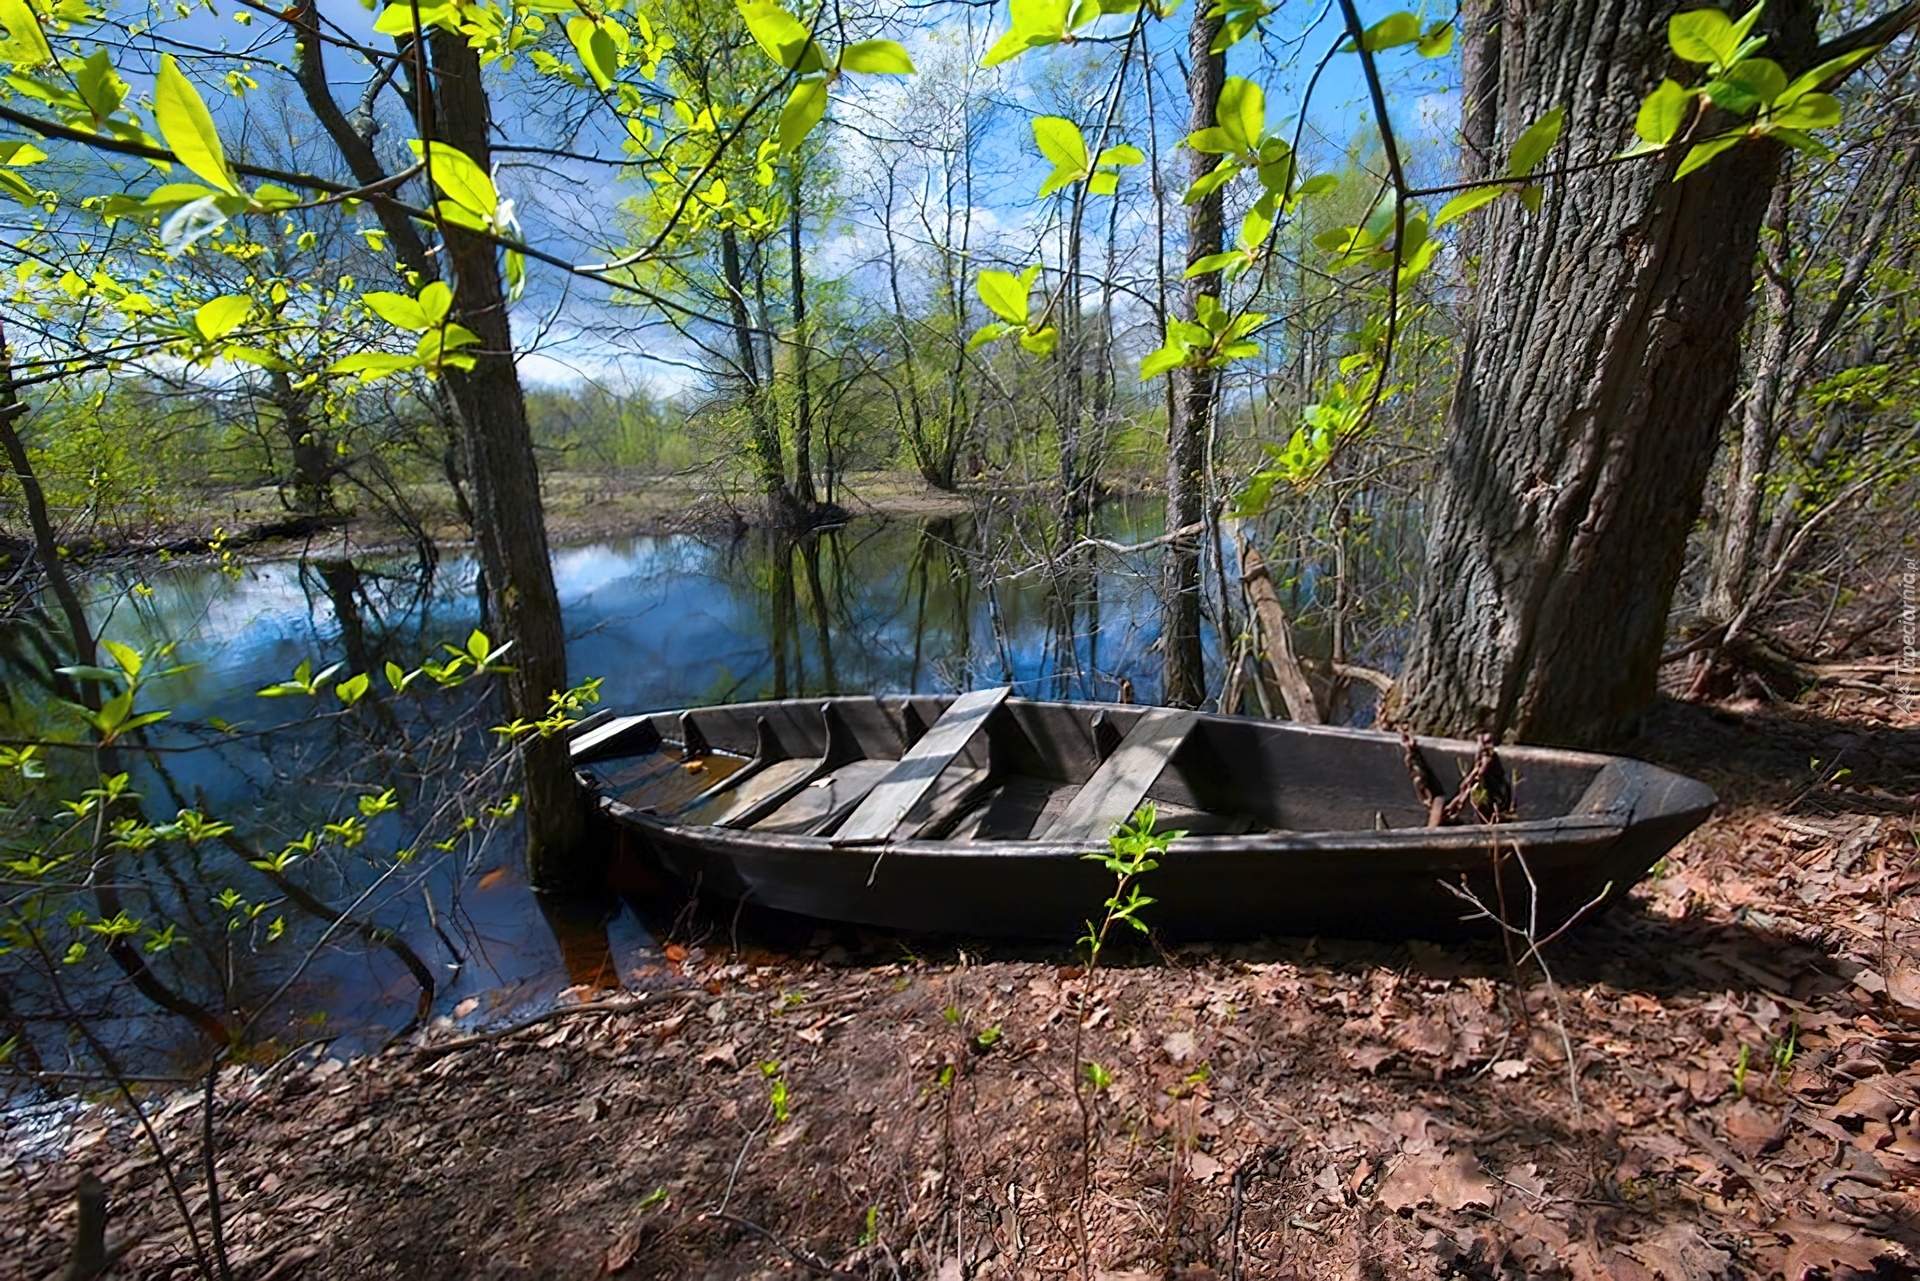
[1347,1044,1394,1074]
[1490,1058,1529,1079]
[1776,1218,1902,1280]
[1627,1223,1732,1279]
[1377,1147,1495,1214]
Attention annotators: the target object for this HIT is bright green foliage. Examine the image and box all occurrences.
[1140,294,1264,380]
[733,0,915,152]
[1078,803,1176,968]
[1031,116,1143,198]
[969,264,1057,356]
[1619,1,1875,176]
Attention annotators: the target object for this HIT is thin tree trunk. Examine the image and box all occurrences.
[426,29,584,883]
[788,169,817,511]
[721,226,790,509]
[1161,5,1224,708]
[1393,0,1820,747]
[1704,181,1794,622]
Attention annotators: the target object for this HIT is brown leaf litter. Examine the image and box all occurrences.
[3,687,1917,1279]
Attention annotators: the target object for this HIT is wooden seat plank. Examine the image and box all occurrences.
[1037,709,1196,842]
[833,687,1010,844]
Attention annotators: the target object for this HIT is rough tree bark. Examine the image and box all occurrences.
[1392,0,1822,747]
[1160,4,1224,709]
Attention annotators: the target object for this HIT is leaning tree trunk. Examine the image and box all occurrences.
[428,30,585,885]
[1160,3,1225,710]
[1391,0,1818,748]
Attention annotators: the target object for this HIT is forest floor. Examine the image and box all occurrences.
[5,679,1919,1280]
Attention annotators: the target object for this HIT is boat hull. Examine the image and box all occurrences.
[579,697,1716,941]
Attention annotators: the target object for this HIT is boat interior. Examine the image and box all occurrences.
[571,693,1614,845]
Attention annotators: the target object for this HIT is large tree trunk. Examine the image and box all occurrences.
[427,30,585,885]
[1160,4,1224,709]
[1392,0,1818,748]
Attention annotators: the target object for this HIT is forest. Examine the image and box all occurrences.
[1,0,1918,1276]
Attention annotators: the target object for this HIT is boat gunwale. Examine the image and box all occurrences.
[595,793,1636,857]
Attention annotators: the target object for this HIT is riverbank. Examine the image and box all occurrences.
[2,468,986,571]
[5,681,1917,1279]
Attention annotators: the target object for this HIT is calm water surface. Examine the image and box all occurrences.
[6,507,1207,1072]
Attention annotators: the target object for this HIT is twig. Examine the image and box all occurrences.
[703,1211,855,1278]
[1225,1144,1287,1281]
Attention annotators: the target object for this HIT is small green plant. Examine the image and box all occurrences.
[760,1060,789,1124]
[1083,1061,1114,1091]
[1079,803,1181,967]
[1733,1042,1751,1098]
[1771,1021,1799,1080]
[637,1187,669,1212]
[971,1024,1003,1053]
[857,1206,880,1247]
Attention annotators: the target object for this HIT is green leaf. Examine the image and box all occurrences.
[1507,105,1564,177]
[0,0,53,65]
[840,39,914,74]
[1095,143,1144,166]
[466,629,493,661]
[1032,116,1088,170]
[1295,173,1338,198]
[1675,131,1743,179]
[417,281,453,325]
[0,167,35,205]
[154,55,238,195]
[408,140,498,222]
[1184,251,1244,278]
[1777,47,1877,107]
[361,290,431,330]
[1433,183,1504,228]
[1139,343,1188,380]
[102,639,143,679]
[566,16,618,91]
[736,0,826,73]
[778,79,828,153]
[194,294,251,341]
[1216,77,1264,154]
[336,672,370,706]
[1635,78,1690,145]
[1415,21,1454,57]
[1086,170,1118,196]
[1721,57,1785,108]
[1017,325,1057,356]
[1669,7,1734,67]
[976,269,1030,324]
[1237,204,1273,251]
[1185,126,1236,155]
[1361,11,1419,51]
[1769,91,1840,130]
[1769,127,1829,158]
[1182,159,1239,205]
[224,346,288,370]
[983,0,1068,66]
[966,321,1011,351]
[327,352,422,381]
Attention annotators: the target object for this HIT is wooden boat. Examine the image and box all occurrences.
[570,690,1715,941]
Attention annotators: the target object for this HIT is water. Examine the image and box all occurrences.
[2,504,1211,1076]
